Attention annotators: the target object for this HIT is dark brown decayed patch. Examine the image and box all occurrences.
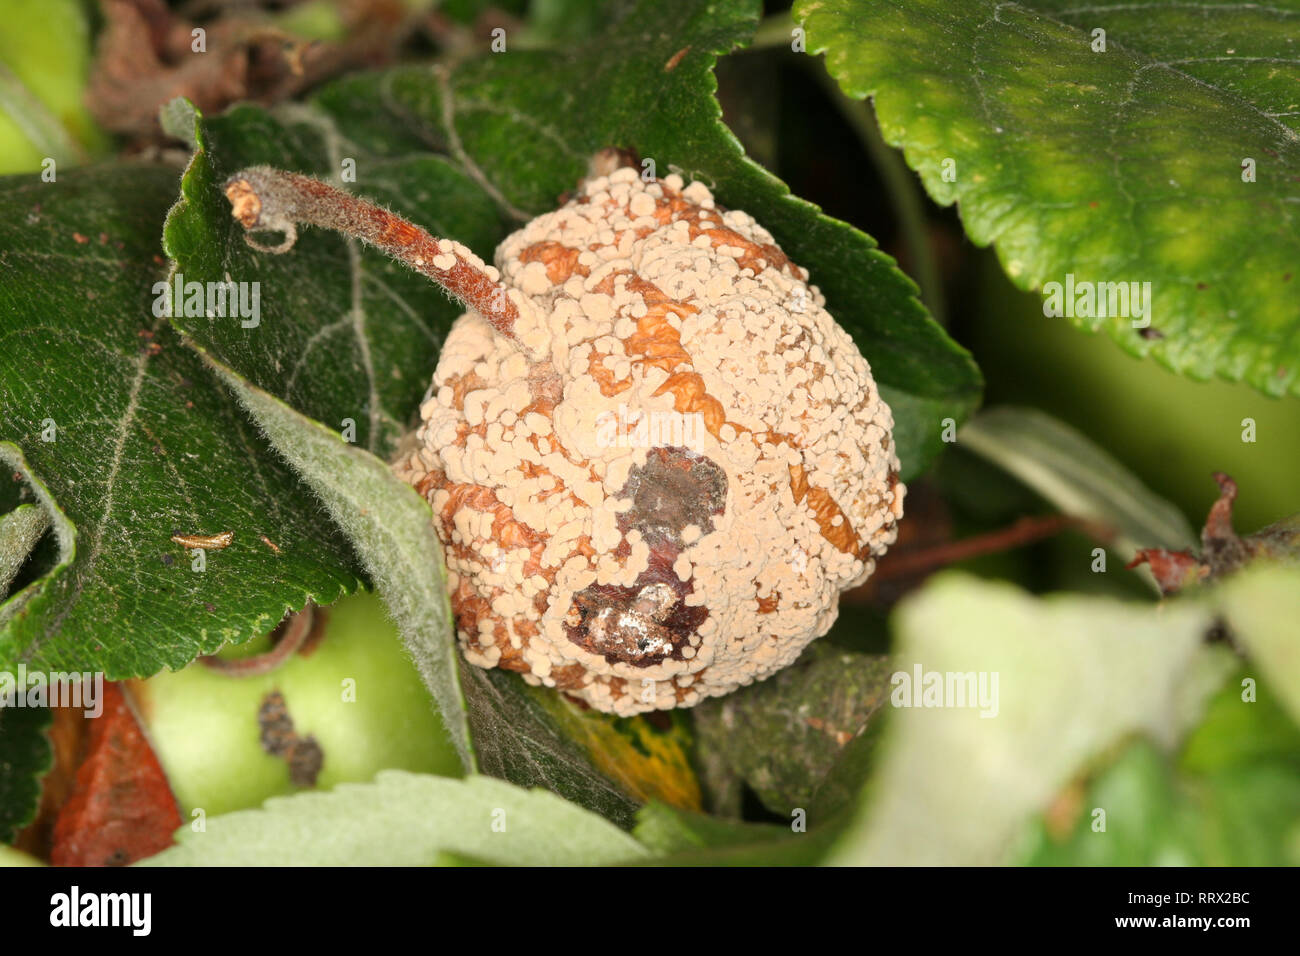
[565,447,726,666]
[617,446,727,548]
[257,691,324,788]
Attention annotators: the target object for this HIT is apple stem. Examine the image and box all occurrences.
[200,603,317,677]
[223,166,524,347]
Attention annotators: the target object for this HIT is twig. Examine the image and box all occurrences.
[871,514,1112,581]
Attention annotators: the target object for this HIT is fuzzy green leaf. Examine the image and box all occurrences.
[0,504,48,599]
[459,666,643,828]
[141,770,648,866]
[199,357,474,771]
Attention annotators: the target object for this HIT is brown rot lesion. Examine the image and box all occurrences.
[564,574,708,667]
[617,445,727,549]
[564,445,725,666]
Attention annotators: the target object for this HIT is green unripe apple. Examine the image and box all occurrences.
[0,843,43,867]
[133,591,462,819]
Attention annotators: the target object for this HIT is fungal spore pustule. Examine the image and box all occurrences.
[224,154,905,715]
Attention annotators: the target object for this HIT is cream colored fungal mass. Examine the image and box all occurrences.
[396,163,904,715]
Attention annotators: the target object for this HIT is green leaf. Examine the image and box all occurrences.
[140,770,648,866]
[1215,564,1300,724]
[523,690,702,813]
[692,642,892,816]
[0,705,52,844]
[174,356,474,771]
[808,711,892,822]
[162,98,505,458]
[800,0,1300,398]
[460,666,643,828]
[0,503,48,598]
[1180,669,1300,774]
[631,800,842,865]
[0,166,363,677]
[958,405,1198,559]
[0,444,73,631]
[1018,739,1300,866]
[828,572,1236,865]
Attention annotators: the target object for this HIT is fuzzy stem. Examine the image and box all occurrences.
[224,166,523,346]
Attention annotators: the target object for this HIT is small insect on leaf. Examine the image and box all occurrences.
[170,530,234,550]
